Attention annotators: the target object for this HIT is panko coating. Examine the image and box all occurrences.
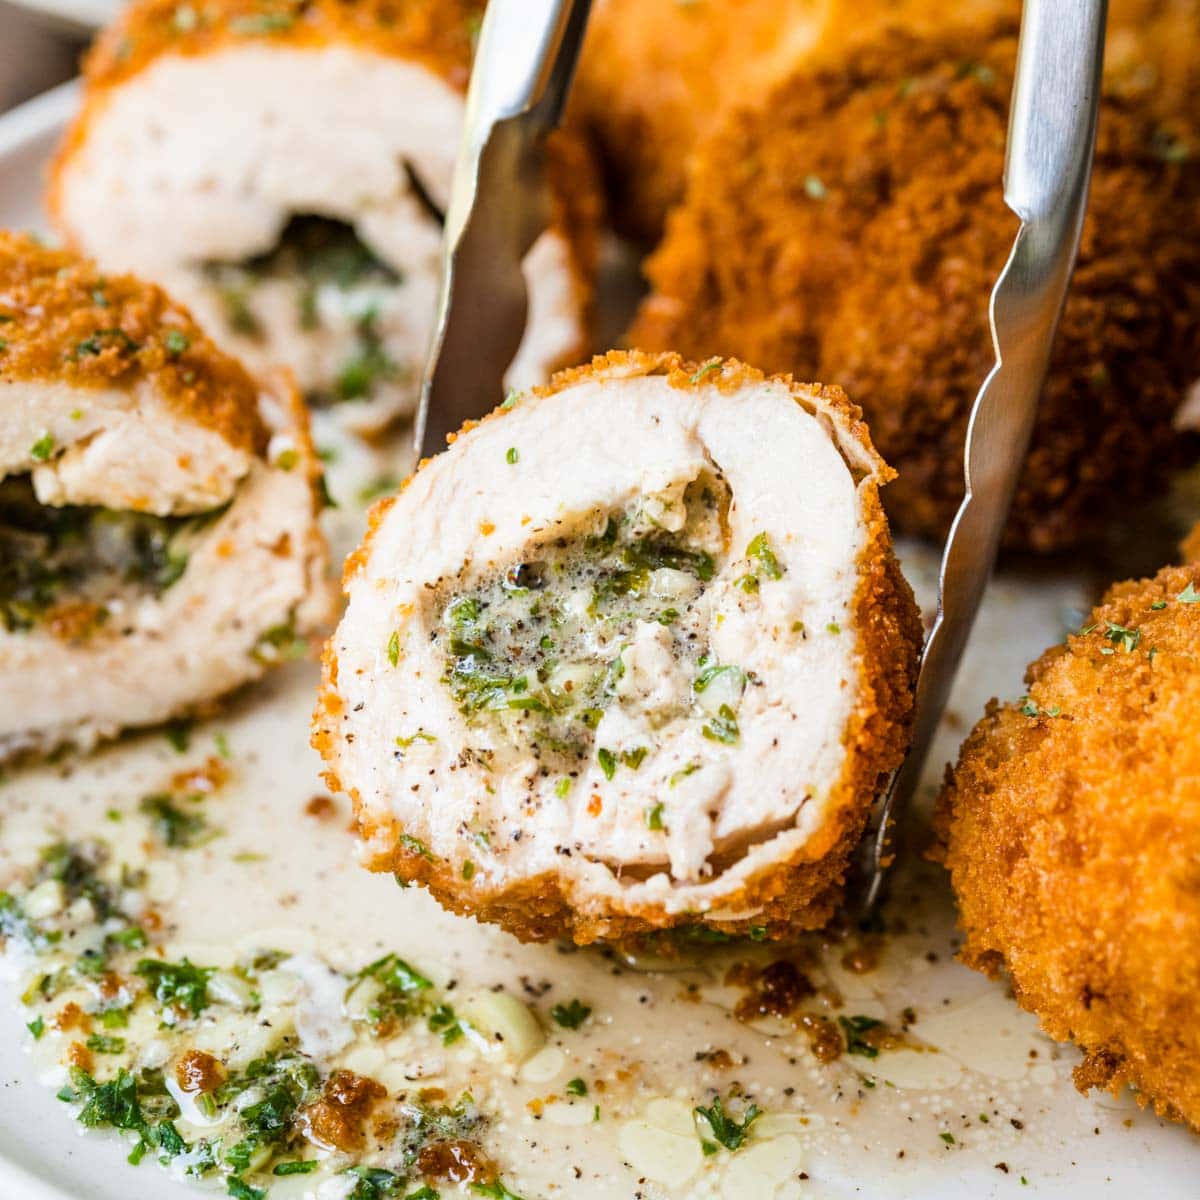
[573,0,1011,243]
[314,351,921,944]
[935,530,1200,1128]
[51,0,601,435]
[629,17,1200,551]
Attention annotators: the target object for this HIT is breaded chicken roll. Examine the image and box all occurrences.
[935,530,1200,1129]
[50,0,599,435]
[630,17,1200,551]
[574,0,1011,241]
[314,351,921,944]
[0,232,331,760]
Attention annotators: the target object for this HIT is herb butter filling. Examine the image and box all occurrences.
[201,216,409,411]
[435,475,736,774]
[0,475,223,635]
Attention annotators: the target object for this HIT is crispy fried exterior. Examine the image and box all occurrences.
[629,19,1200,551]
[0,230,267,454]
[574,0,1015,243]
[313,349,922,944]
[78,0,481,93]
[934,532,1200,1128]
[574,0,831,243]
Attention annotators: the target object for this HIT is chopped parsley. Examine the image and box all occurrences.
[689,360,721,384]
[386,630,401,666]
[428,1002,464,1046]
[550,999,591,1029]
[746,532,784,580]
[839,1014,883,1058]
[135,958,213,1017]
[29,432,54,462]
[163,329,191,357]
[701,704,740,745]
[670,761,701,787]
[694,1094,760,1153]
[140,793,210,849]
[506,447,519,465]
[398,833,435,859]
[273,1160,319,1175]
[72,328,140,359]
[597,747,617,780]
[1103,622,1141,653]
[645,802,665,831]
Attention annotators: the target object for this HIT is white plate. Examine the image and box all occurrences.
[0,84,1198,1200]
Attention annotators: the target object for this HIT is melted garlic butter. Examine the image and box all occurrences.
[0,431,1194,1200]
[436,475,732,775]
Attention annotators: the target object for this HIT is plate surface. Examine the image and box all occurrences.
[0,85,1198,1200]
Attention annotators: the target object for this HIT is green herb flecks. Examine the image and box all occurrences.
[839,1014,884,1058]
[135,958,213,1017]
[702,704,740,745]
[140,793,211,848]
[550,998,591,1029]
[694,1094,761,1154]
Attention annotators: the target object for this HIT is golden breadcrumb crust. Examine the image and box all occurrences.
[79,0,481,94]
[629,19,1200,552]
[313,349,922,944]
[0,230,267,454]
[934,528,1200,1128]
[574,0,1015,243]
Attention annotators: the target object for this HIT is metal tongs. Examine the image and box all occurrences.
[414,0,592,459]
[417,0,1108,907]
[855,0,1108,909]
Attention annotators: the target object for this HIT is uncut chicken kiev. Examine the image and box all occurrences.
[314,351,921,945]
[629,9,1200,551]
[936,526,1200,1129]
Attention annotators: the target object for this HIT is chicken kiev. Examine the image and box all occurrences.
[314,351,921,944]
[50,0,600,435]
[935,530,1200,1129]
[0,232,331,759]
[629,16,1200,550]
[574,0,1011,242]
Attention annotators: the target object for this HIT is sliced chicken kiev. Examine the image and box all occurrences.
[0,231,331,760]
[49,0,600,436]
[628,11,1200,551]
[314,351,921,944]
[935,529,1200,1130]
